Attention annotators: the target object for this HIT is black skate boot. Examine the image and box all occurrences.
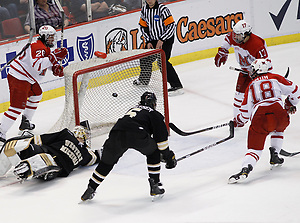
[269,147,284,168]
[228,164,253,184]
[81,186,96,201]
[148,178,165,201]
[133,78,149,86]
[19,115,35,131]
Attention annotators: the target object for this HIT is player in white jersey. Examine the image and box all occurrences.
[228,59,299,183]
[214,20,270,118]
[0,25,68,145]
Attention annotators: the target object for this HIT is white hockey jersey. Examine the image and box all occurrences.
[237,73,300,123]
[221,32,269,71]
[8,39,53,84]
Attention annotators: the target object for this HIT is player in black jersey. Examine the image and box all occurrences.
[0,124,100,181]
[81,91,177,201]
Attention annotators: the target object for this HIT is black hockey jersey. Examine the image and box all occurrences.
[112,105,168,144]
[36,128,99,177]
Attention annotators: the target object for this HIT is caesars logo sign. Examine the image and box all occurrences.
[177,12,243,43]
[104,12,243,53]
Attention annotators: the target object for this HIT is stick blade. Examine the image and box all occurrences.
[169,123,189,136]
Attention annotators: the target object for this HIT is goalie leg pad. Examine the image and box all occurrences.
[0,152,12,176]
[13,153,61,180]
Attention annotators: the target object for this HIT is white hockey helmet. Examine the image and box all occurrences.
[232,20,252,44]
[38,25,57,48]
[250,59,272,79]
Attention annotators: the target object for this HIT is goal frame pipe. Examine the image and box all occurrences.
[72,49,169,129]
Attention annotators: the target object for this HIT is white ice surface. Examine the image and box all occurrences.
[1,42,300,223]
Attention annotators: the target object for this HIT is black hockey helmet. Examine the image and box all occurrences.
[140,92,157,109]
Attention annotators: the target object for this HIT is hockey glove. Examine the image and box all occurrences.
[233,116,244,128]
[214,47,229,67]
[14,160,32,180]
[48,53,58,65]
[284,97,297,114]
[52,47,68,61]
[163,150,177,169]
[52,64,64,77]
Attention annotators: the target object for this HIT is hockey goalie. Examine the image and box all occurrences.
[0,124,101,182]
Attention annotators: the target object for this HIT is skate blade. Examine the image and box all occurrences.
[228,175,247,184]
[270,164,282,170]
[168,89,184,97]
[151,194,164,202]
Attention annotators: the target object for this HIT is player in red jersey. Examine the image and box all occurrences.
[228,59,299,183]
[214,20,270,119]
[0,25,67,145]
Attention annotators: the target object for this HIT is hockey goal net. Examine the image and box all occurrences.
[50,49,169,137]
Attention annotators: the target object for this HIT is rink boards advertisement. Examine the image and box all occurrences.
[0,0,299,109]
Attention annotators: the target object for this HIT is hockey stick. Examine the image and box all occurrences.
[229,66,290,78]
[176,121,234,162]
[284,67,289,78]
[54,0,65,66]
[0,43,30,73]
[279,149,300,157]
[169,122,229,136]
[229,66,248,75]
[0,0,36,73]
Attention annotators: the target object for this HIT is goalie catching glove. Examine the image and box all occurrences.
[284,97,297,114]
[214,47,229,67]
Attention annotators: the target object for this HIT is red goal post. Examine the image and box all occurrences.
[50,49,169,137]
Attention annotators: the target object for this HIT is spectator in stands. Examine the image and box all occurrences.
[0,7,10,23]
[71,0,109,23]
[24,0,69,34]
[106,0,128,15]
[123,0,141,10]
[18,0,29,15]
[1,1,19,19]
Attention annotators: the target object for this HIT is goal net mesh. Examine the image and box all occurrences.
[50,49,169,138]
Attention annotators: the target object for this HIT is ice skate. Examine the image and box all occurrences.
[19,115,35,135]
[269,147,284,169]
[148,178,165,201]
[133,78,149,86]
[81,186,96,202]
[168,86,184,97]
[228,164,253,184]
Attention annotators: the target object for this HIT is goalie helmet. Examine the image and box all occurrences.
[250,58,272,79]
[140,92,157,109]
[73,125,90,147]
[38,25,57,48]
[232,20,252,44]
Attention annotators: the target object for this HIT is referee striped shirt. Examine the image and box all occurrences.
[139,1,175,43]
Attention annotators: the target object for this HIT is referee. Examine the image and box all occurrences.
[134,0,184,96]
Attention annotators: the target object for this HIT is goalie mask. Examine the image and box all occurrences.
[250,59,272,79]
[73,125,91,147]
[38,25,57,48]
[140,92,157,109]
[232,20,252,44]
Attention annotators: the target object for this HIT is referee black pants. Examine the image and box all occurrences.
[140,36,183,88]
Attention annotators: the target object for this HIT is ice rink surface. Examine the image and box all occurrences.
[1,42,300,223]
